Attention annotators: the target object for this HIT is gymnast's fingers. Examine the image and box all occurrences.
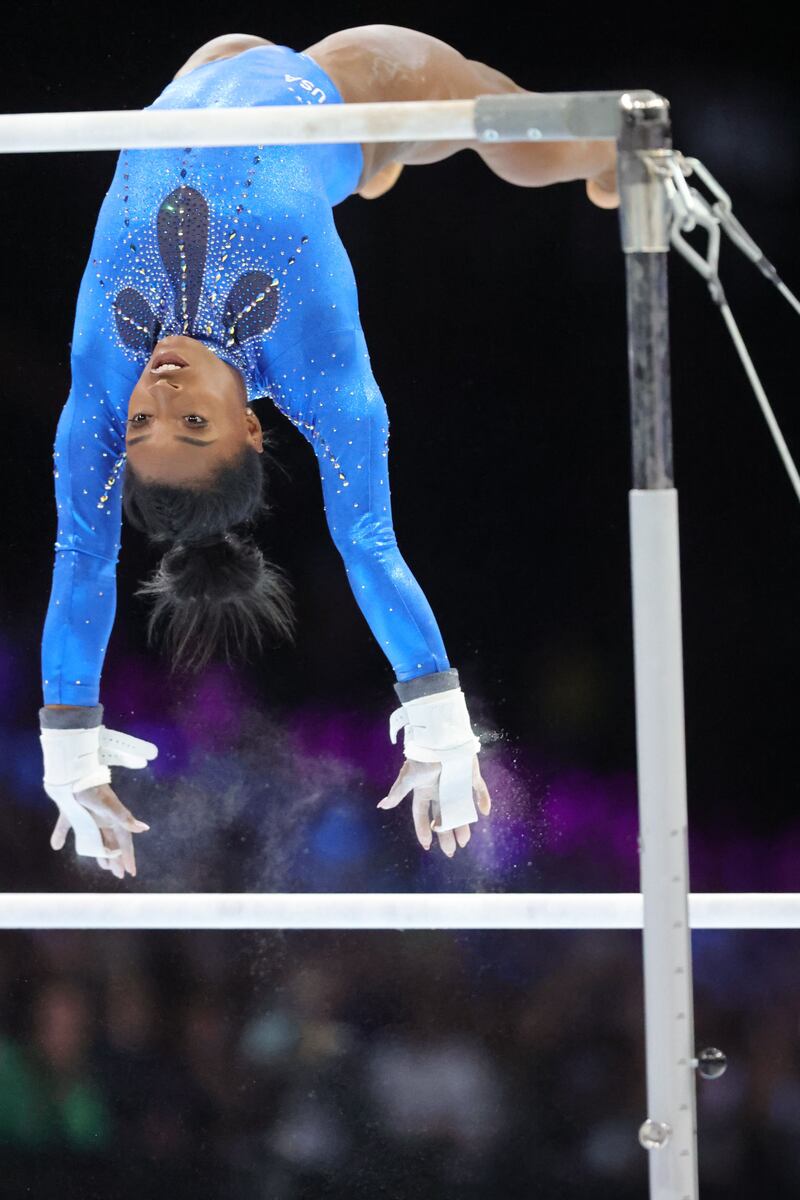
[377,759,417,810]
[100,828,125,880]
[50,813,70,852]
[74,783,150,834]
[473,757,492,816]
[435,826,457,858]
[115,829,137,878]
[98,783,150,833]
[412,787,436,849]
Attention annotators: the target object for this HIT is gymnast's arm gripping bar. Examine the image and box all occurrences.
[0,90,659,153]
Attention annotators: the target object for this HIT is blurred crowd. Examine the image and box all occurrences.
[1,922,799,1199]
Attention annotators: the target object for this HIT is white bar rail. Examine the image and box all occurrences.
[0,102,474,154]
[0,90,639,154]
[1,892,797,930]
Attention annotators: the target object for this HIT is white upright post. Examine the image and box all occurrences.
[618,94,700,1200]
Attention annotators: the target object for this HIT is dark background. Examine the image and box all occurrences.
[0,4,798,1198]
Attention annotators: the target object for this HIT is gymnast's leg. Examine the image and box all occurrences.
[461,58,619,208]
[304,25,619,208]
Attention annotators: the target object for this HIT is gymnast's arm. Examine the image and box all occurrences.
[40,233,145,722]
[40,350,130,715]
[266,322,492,852]
[39,347,151,878]
[266,323,452,685]
[262,185,490,852]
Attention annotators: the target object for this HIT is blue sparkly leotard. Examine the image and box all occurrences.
[41,43,451,706]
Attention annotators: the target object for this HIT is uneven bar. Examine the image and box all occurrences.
[0,90,635,155]
[0,893,798,930]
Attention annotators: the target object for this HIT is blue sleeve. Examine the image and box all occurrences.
[41,256,139,706]
[266,322,451,683]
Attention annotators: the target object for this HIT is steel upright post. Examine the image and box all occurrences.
[618,92,700,1200]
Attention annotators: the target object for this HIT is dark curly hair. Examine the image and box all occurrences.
[122,429,296,675]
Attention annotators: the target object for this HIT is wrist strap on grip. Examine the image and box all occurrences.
[389,688,481,831]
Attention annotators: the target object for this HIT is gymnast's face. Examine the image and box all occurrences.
[125,335,263,484]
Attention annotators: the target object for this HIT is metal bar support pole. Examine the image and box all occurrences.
[618,93,700,1200]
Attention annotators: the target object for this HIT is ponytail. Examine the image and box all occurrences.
[134,531,295,674]
[122,435,296,674]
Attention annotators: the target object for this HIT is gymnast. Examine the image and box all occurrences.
[38,26,620,878]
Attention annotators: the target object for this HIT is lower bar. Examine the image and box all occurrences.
[0,892,797,930]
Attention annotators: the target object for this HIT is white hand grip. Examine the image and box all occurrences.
[435,753,478,831]
[99,727,159,769]
[389,687,481,832]
[40,724,158,859]
[43,783,119,859]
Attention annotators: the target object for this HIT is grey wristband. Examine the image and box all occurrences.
[393,668,460,704]
[39,704,104,730]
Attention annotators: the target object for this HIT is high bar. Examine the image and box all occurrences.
[0,91,657,154]
[0,892,796,931]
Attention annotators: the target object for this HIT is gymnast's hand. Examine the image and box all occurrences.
[50,784,149,880]
[40,721,156,878]
[378,754,492,857]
